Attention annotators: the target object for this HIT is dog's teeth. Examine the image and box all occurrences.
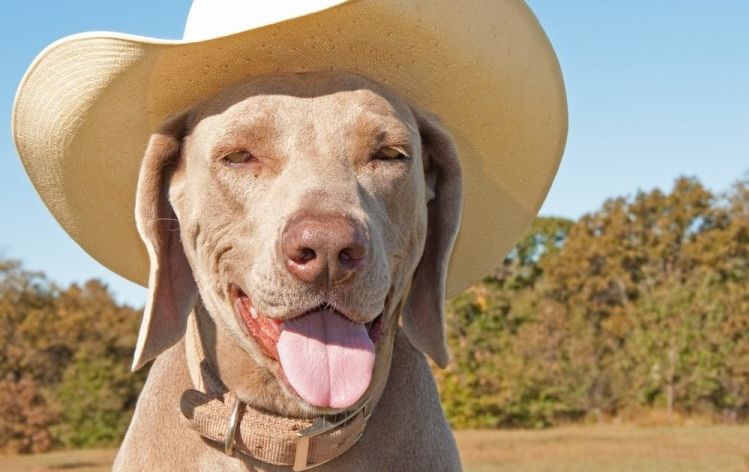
[250,307,258,319]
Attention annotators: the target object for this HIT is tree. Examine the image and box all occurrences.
[438,174,749,426]
[0,260,147,451]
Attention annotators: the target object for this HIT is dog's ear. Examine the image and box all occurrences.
[131,111,198,371]
[402,108,463,368]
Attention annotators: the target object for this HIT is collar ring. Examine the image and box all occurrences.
[224,396,243,456]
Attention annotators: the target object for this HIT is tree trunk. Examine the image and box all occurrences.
[666,337,676,422]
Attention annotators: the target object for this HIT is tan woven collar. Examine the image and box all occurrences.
[179,312,378,471]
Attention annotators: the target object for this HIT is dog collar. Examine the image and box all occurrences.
[179,360,373,470]
[180,307,382,470]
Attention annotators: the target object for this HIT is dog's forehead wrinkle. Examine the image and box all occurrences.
[194,70,398,118]
[213,114,276,145]
[197,72,408,130]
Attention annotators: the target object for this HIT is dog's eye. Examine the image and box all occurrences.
[374,146,408,161]
[222,151,254,165]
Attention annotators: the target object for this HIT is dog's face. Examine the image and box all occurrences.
[133,72,462,414]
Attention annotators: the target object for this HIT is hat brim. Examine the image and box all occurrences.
[12,0,567,297]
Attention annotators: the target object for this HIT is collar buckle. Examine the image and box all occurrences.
[292,398,371,471]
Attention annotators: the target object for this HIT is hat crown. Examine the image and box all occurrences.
[183,0,350,41]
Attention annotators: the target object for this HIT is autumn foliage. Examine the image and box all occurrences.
[0,264,147,453]
[438,176,749,428]
[0,175,747,452]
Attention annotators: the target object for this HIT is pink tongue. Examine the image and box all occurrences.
[277,310,375,409]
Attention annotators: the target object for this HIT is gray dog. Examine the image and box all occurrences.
[113,71,463,471]
[14,1,566,469]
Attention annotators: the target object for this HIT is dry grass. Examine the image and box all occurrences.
[457,425,749,472]
[1,425,748,471]
[0,449,114,472]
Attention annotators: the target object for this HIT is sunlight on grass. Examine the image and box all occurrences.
[2,425,749,471]
[457,425,749,472]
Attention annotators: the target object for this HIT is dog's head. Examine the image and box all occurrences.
[132,71,461,413]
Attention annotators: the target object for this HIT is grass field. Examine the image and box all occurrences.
[1,425,748,471]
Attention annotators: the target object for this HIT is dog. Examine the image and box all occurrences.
[113,71,463,471]
[13,1,567,469]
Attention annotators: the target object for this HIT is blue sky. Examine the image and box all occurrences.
[1,1,748,307]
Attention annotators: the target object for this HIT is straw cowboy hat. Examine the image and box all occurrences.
[12,0,567,297]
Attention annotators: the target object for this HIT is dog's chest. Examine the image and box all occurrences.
[197,450,253,472]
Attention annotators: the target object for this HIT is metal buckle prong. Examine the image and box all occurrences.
[224,397,243,456]
[292,398,371,471]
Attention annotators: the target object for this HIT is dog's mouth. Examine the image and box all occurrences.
[228,283,383,409]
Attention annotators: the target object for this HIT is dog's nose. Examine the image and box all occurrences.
[281,213,369,286]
